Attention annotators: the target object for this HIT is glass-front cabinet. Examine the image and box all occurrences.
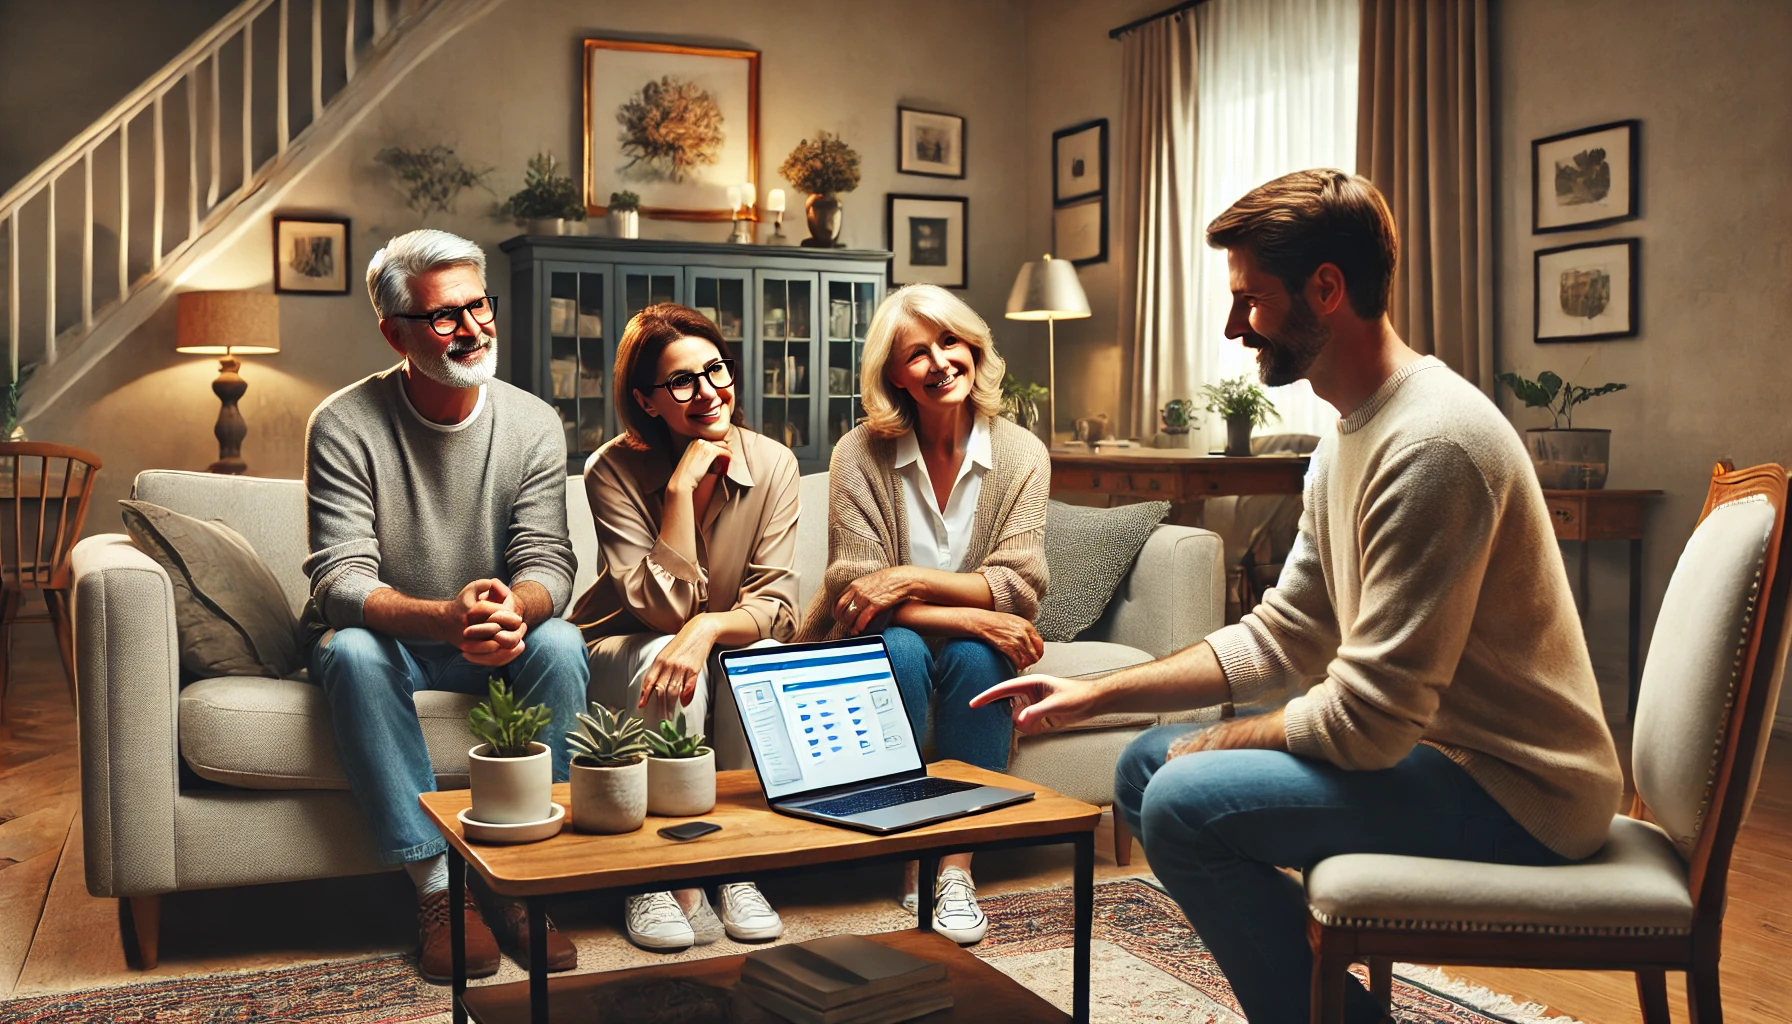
[502,236,891,473]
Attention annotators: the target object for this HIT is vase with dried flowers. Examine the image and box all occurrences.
[779,131,861,248]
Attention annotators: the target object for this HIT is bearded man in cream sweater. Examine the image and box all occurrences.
[973,170,1622,1024]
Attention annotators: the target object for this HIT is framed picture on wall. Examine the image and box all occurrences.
[273,216,350,294]
[583,38,759,221]
[897,106,965,178]
[1532,119,1639,233]
[886,194,968,288]
[1535,238,1639,342]
[1053,196,1106,266]
[1052,118,1107,204]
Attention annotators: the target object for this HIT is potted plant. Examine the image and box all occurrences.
[1497,370,1627,489]
[1158,398,1195,449]
[374,144,491,221]
[567,702,649,833]
[4,364,34,440]
[999,374,1049,443]
[779,131,861,248]
[1201,375,1278,457]
[645,710,715,817]
[500,151,586,236]
[607,190,641,240]
[466,679,555,825]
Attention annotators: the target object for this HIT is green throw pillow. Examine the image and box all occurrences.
[120,500,301,679]
[1034,499,1170,642]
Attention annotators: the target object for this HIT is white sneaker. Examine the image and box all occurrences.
[931,867,988,945]
[625,891,694,951]
[718,882,784,941]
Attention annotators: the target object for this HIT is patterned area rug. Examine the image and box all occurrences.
[0,879,1576,1024]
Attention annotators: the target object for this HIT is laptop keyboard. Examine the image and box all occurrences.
[801,777,980,818]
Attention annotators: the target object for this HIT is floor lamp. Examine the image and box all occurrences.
[175,291,280,475]
[1005,254,1090,445]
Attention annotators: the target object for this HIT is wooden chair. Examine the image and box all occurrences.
[1304,461,1791,1024]
[0,442,101,723]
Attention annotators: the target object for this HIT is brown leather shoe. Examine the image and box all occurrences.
[417,888,500,983]
[499,903,579,972]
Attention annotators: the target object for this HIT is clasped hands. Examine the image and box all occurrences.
[833,566,1044,672]
[452,578,528,667]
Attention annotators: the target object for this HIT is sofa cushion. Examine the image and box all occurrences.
[132,471,311,614]
[179,677,479,789]
[1036,499,1170,642]
[121,500,302,680]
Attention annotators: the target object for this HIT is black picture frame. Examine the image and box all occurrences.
[1531,119,1639,234]
[1053,195,1108,267]
[885,193,969,289]
[273,215,352,294]
[1052,118,1108,205]
[896,106,966,179]
[1534,237,1640,343]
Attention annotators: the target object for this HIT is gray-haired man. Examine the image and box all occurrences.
[303,228,586,981]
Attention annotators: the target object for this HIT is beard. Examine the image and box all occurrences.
[1243,294,1329,387]
[405,329,497,388]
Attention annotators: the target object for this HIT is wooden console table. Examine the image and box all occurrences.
[1050,447,1310,503]
[1543,488,1663,713]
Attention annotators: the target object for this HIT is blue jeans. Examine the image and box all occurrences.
[1114,723,1568,1024]
[881,626,1013,772]
[309,618,589,865]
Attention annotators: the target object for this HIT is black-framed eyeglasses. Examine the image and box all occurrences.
[389,295,499,336]
[651,359,736,403]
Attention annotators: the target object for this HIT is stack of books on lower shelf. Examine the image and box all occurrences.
[737,935,952,1024]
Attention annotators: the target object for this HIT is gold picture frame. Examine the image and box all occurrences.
[583,38,759,222]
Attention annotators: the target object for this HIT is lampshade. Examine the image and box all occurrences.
[1004,254,1092,321]
[175,291,280,355]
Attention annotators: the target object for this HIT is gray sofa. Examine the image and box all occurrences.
[72,469,1222,965]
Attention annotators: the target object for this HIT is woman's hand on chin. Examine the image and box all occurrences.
[965,609,1045,672]
[834,567,916,635]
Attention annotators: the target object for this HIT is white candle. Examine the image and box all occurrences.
[740,182,757,211]
[727,185,742,213]
[767,188,786,214]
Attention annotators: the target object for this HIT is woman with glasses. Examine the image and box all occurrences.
[571,303,799,953]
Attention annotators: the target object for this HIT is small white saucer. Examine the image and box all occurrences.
[458,802,565,844]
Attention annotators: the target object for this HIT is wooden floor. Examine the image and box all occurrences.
[2,610,1790,1021]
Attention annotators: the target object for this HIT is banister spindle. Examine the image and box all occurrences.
[242,21,254,190]
[372,0,388,42]
[345,0,358,80]
[208,53,221,208]
[46,178,57,361]
[8,213,18,382]
[152,93,165,269]
[119,119,130,301]
[83,149,93,329]
[277,0,290,153]
[311,0,324,120]
[186,73,199,240]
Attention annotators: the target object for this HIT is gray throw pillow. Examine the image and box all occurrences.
[120,500,301,679]
[1034,499,1170,642]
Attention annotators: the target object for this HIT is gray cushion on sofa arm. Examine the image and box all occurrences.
[1078,524,1225,659]
[72,533,182,898]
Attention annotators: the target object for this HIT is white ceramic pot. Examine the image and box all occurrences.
[467,742,553,825]
[609,208,639,239]
[569,757,647,834]
[526,216,565,236]
[647,749,716,817]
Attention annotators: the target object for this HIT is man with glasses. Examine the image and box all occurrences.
[302,229,587,982]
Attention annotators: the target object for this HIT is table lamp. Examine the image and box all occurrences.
[175,290,280,475]
[1004,254,1090,444]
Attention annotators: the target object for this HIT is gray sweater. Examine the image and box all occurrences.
[300,365,576,644]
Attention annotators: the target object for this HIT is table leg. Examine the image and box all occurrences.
[528,897,548,1024]
[1629,538,1644,717]
[917,855,939,932]
[1073,832,1093,1024]
[449,848,466,1024]
[1578,540,1592,628]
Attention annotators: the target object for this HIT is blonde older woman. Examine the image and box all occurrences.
[799,284,1049,945]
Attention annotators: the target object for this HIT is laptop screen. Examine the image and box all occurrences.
[724,637,923,801]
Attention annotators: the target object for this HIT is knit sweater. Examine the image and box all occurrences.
[1207,357,1623,859]
[798,415,1050,641]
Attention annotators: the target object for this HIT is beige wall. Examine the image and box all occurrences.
[1493,0,1792,720]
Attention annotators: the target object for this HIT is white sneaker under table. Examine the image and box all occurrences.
[931,867,988,945]
[625,891,694,951]
[718,882,784,941]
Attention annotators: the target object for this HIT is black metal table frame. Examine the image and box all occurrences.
[448,828,1096,1024]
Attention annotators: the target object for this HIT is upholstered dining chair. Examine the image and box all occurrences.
[0,442,101,722]
[1303,461,1790,1024]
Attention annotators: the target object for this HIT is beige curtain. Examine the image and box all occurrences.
[1357,0,1493,389]
[1116,12,1199,439]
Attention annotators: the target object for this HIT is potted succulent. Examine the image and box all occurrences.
[1497,370,1627,489]
[645,710,716,817]
[1201,375,1278,457]
[466,679,555,825]
[567,703,649,834]
[607,190,641,240]
[1158,398,1195,449]
[500,151,586,236]
[779,131,861,248]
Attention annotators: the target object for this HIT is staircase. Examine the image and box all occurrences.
[0,0,506,425]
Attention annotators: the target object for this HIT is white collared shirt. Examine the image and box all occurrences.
[894,416,992,572]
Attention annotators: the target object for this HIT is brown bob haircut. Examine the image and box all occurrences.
[1204,169,1400,320]
[613,303,745,452]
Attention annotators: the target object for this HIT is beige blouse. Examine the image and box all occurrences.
[571,425,801,643]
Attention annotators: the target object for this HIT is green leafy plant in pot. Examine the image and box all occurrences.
[1497,370,1627,489]
[567,703,649,833]
[644,710,716,817]
[1158,398,1195,449]
[779,131,860,248]
[1201,375,1278,457]
[466,679,555,825]
[606,190,641,239]
[999,374,1049,440]
[500,151,585,235]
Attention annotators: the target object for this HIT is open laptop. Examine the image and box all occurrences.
[720,636,1034,834]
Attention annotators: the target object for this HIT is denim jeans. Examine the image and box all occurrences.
[1114,723,1568,1024]
[881,626,1013,772]
[309,617,589,865]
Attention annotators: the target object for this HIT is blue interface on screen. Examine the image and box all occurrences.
[727,640,922,800]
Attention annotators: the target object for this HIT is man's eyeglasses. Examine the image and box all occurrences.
[389,295,499,336]
[651,360,736,403]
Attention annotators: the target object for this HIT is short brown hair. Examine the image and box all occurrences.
[613,303,745,452]
[1205,169,1399,319]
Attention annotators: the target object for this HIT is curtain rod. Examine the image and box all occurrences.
[1109,0,1209,39]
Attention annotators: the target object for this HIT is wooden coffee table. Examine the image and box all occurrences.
[420,760,1103,1024]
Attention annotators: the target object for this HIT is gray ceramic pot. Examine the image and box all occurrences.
[569,757,647,834]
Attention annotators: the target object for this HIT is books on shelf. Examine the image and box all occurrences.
[738,935,951,1024]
